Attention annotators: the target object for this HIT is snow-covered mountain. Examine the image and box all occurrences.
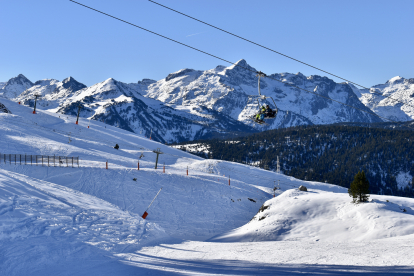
[355,76,414,121]
[16,77,87,109]
[0,74,33,99]
[5,75,255,143]
[2,62,413,143]
[145,59,382,129]
[53,77,255,143]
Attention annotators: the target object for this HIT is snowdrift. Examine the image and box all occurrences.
[213,188,414,242]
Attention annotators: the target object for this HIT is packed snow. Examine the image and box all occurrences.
[1,98,413,275]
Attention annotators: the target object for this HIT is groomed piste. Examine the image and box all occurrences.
[1,98,414,275]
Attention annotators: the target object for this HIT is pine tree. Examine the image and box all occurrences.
[348,171,370,203]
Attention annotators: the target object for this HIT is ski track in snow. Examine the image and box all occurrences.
[1,98,414,275]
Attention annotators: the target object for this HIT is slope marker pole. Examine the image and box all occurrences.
[142,187,163,219]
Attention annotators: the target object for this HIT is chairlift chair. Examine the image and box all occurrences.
[250,71,279,124]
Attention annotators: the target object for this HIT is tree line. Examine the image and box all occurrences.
[174,124,414,198]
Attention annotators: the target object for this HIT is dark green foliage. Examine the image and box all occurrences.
[174,124,414,198]
[349,171,370,203]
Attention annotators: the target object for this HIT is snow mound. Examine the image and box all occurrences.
[212,188,414,242]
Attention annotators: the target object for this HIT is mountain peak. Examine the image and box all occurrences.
[138,78,156,85]
[234,59,248,66]
[0,74,34,99]
[223,59,257,75]
[165,69,196,82]
[10,74,33,85]
[386,76,404,84]
[226,59,250,70]
[63,76,76,83]
[60,76,86,92]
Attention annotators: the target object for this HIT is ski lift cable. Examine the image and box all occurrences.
[68,0,412,129]
[148,0,414,110]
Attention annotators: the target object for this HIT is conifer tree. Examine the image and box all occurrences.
[348,171,370,203]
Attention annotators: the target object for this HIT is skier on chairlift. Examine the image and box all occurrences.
[255,110,265,123]
[264,104,277,118]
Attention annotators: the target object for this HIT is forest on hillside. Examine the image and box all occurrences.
[174,124,414,197]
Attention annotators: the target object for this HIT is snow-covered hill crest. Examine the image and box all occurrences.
[213,188,414,242]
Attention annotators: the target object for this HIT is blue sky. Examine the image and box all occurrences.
[1,0,413,87]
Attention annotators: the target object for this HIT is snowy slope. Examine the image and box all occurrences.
[1,96,414,274]
[0,98,269,241]
[357,76,414,121]
[0,169,167,276]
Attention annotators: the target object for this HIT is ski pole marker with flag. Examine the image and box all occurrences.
[142,187,163,219]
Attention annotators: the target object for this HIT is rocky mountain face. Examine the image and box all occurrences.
[16,77,87,110]
[354,76,414,122]
[4,75,255,143]
[0,74,33,99]
[63,78,257,143]
[0,101,12,114]
[145,59,383,131]
[1,61,413,143]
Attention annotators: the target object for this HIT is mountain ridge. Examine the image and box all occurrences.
[2,60,413,142]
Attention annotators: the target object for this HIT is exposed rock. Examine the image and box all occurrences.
[298,185,307,192]
[0,102,12,114]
